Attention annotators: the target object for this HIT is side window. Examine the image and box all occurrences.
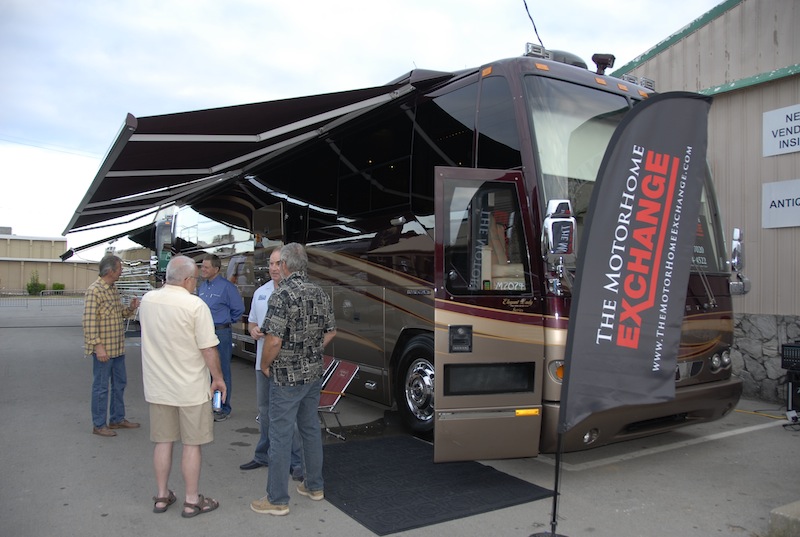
[412,80,479,216]
[444,181,530,295]
[477,76,522,169]
[336,106,414,217]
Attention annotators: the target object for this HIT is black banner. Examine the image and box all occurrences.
[558,92,712,433]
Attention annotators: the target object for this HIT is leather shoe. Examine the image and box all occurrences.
[109,419,140,429]
[239,460,267,470]
[93,426,117,437]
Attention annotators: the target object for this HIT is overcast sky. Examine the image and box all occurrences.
[0,0,722,257]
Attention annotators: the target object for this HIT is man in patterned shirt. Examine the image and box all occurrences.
[82,254,140,437]
[250,243,336,516]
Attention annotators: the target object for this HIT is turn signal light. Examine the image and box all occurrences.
[548,360,565,382]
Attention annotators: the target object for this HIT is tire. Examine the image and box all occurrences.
[396,335,435,433]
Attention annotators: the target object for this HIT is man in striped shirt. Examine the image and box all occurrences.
[82,254,140,437]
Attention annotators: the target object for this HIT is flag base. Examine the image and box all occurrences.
[530,533,568,537]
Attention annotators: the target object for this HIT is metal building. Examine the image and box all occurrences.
[614,0,800,403]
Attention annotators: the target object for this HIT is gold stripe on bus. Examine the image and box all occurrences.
[308,247,431,288]
[680,316,734,332]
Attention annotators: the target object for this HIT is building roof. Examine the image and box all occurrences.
[612,0,743,77]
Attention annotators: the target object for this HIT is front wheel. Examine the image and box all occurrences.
[396,335,435,433]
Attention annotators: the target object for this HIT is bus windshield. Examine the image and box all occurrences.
[525,76,630,225]
[524,76,727,273]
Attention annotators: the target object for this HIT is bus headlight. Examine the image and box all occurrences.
[721,350,731,367]
[710,353,722,371]
[548,360,565,383]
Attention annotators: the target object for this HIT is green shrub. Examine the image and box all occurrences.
[26,271,46,296]
[52,282,65,291]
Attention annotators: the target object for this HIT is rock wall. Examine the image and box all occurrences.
[732,313,800,405]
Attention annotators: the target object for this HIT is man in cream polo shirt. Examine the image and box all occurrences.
[139,255,227,518]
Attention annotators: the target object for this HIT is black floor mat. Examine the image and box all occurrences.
[322,435,552,535]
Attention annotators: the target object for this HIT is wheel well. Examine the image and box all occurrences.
[389,329,433,399]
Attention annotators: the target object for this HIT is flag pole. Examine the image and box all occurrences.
[530,432,567,537]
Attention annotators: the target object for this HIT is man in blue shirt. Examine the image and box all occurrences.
[198,254,245,421]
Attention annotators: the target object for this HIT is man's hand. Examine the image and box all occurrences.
[95,344,109,362]
[211,378,227,403]
[249,326,264,340]
[259,333,281,378]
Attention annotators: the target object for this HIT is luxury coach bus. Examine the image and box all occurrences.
[152,45,746,462]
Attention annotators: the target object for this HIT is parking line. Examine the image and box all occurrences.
[535,420,784,471]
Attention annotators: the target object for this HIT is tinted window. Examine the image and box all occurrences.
[477,76,521,169]
[412,81,479,215]
[336,108,413,217]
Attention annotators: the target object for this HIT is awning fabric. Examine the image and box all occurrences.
[63,69,455,235]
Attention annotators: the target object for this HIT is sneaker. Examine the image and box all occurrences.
[291,469,304,482]
[250,496,289,516]
[213,412,229,422]
[296,482,324,501]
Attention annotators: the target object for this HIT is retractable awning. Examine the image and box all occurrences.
[63,69,454,235]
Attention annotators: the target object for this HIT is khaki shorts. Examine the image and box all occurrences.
[149,400,214,445]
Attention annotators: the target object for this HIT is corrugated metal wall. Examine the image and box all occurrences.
[626,0,800,316]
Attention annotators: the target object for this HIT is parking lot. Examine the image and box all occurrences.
[1,301,797,536]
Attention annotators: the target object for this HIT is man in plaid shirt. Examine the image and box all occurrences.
[83,254,141,437]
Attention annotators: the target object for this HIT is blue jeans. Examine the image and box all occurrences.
[267,377,323,505]
[255,372,303,476]
[216,328,233,415]
[91,353,127,428]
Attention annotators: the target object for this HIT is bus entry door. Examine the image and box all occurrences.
[433,167,543,462]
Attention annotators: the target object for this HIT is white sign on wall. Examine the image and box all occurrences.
[762,178,800,229]
[763,103,800,157]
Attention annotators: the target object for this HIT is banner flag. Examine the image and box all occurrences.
[558,92,712,434]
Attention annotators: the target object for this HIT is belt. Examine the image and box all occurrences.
[214,323,231,329]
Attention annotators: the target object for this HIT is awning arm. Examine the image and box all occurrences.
[60,220,156,261]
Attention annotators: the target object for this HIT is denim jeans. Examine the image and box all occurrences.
[267,377,323,505]
[216,328,233,415]
[255,372,304,476]
[91,353,127,428]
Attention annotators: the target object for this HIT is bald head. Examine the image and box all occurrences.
[166,255,198,284]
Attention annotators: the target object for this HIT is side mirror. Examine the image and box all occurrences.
[541,199,577,265]
[731,227,743,272]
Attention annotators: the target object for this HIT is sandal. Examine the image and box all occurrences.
[181,494,219,518]
[152,490,176,513]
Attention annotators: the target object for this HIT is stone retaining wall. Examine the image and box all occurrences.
[733,313,800,405]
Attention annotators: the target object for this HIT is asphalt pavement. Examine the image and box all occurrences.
[1,300,798,537]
